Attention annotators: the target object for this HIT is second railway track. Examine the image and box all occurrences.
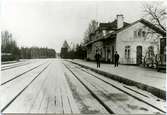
[63,61,166,114]
[1,61,49,85]
[1,61,32,71]
[1,62,50,112]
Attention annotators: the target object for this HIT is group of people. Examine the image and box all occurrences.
[95,49,119,68]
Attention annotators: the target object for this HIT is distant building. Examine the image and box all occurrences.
[85,15,166,64]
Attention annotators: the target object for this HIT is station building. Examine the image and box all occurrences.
[85,15,166,64]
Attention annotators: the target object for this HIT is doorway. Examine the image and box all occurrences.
[136,46,142,64]
[107,48,111,63]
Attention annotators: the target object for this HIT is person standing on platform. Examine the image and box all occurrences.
[95,50,101,68]
[114,51,120,67]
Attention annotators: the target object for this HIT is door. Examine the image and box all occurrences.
[107,48,111,63]
[111,46,114,63]
[136,46,142,64]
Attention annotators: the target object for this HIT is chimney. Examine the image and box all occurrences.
[117,14,124,29]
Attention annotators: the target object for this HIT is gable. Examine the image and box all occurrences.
[117,19,166,36]
[117,22,162,43]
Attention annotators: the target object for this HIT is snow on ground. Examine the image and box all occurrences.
[70,59,166,91]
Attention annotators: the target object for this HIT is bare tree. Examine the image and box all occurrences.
[142,2,166,67]
[83,20,98,43]
[143,2,166,31]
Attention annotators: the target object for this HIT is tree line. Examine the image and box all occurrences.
[1,31,20,61]
[1,30,56,61]
[60,41,86,59]
[20,47,56,59]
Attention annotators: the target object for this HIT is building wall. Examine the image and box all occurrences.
[87,41,103,60]
[86,39,116,62]
[116,22,162,64]
[86,45,94,60]
[103,39,116,63]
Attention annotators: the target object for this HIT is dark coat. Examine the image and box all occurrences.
[114,54,119,61]
[95,53,101,61]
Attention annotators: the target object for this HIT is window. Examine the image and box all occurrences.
[142,31,146,37]
[125,46,130,58]
[134,29,147,38]
[138,29,142,37]
[134,31,137,38]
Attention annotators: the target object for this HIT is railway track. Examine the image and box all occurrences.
[63,61,166,114]
[1,59,80,113]
[0,62,50,112]
[1,59,165,114]
[1,61,48,85]
[1,61,33,71]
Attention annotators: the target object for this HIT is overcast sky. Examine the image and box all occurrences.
[0,0,163,52]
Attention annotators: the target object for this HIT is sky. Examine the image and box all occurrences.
[0,0,163,52]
